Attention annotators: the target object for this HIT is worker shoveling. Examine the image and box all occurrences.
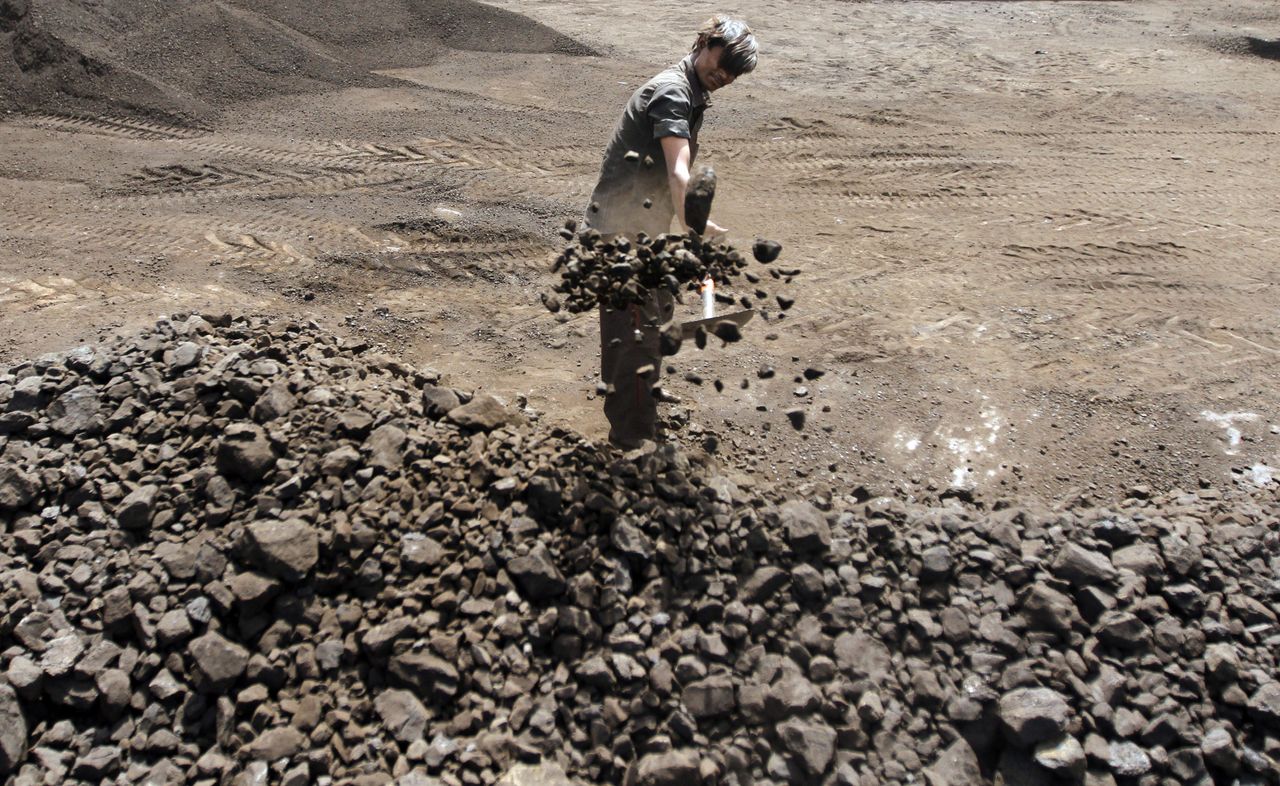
[543,169,787,322]
[568,16,795,449]
[543,166,802,443]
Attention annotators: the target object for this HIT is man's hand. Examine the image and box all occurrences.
[661,137,727,236]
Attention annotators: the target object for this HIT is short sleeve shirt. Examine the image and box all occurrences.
[586,55,708,237]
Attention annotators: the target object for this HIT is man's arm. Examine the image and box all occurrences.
[661,135,693,229]
[661,137,727,236]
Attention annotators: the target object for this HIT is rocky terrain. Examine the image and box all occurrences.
[2,314,1278,786]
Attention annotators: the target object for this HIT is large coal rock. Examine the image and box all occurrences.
[447,394,525,431]
[244,518,318,581]
[216,423,276,480]
[189,632,250,692]
[375,689,431,744]
[507,542,566,600]
[115,485,160,530]
[626,749,700,786]
[779,500,831,554]
[998,688,1071,747]
[0,683,26,775]
[0,465,40,511]
[389,650,459,701]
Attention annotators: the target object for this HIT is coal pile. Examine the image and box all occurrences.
[544,223,797,317]
[2,316,1280,786]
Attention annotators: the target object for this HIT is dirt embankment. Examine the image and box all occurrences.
[0,0,593,121]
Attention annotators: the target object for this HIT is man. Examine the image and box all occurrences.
[587,15,758,449]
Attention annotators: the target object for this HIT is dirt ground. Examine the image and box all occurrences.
[2,0,1278,505]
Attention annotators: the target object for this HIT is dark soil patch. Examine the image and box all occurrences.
[1245,36,1280,61]
[1205,33,1280,62]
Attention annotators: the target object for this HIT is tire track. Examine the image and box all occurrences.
[0,203,557,278]
[109,165,411,203]
[718,129,1280,163]
[327,140,570,177]
[999,240,1193,268]
[969,209,1280,242]
[205,231,551,277]
[163,137,593,202]
[204,231,312,267]
[3,207,388,261]
[761,185,1280,211]
[987,240,1269,306]
[0,271,272,319]
[15,113,209,140]
[0,273,169,314]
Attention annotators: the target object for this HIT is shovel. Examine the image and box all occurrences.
[680,165,754,338]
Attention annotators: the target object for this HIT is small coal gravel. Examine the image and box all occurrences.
[1,316,1278,786]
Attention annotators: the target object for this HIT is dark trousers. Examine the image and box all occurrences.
[600,291,675,447]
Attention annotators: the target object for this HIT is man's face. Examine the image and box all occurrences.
[694,45,737,92]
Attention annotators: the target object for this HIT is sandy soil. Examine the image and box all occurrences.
[2,0,1279,505]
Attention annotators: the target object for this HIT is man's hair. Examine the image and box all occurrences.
[692,15,758,76]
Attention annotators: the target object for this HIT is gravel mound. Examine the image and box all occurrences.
[1,315,1279,786]
[0,0,593,120]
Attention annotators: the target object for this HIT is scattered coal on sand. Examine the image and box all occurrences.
[1,316,1278,786]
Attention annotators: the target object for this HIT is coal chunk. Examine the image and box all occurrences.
[0,465,40,511]
[216,423,275,481]
[752,239,782,263]
[389,650,459,700]
[116,485,160,530]
[375,689,431,743]
[508,543,566,600]
[785,407,806,430]
[629,750,700,786]
[1051,543,1117,586]
[244,519,318,582]
[682,675,736,718]
[0,683,26,775]
[659,322,683,356]
[447,394,523,432]
[780,501,830,553]
[712,321,742,344]
[998,687,1070,747]
[777,717,836,775]
[189,632,249,692]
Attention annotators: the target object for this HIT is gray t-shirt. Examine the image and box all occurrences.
[587,55,708,237]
